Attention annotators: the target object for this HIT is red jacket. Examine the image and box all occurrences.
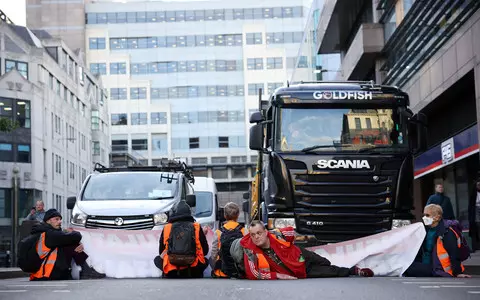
[240,226,307,280]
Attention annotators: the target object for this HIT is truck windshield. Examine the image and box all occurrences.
[194,191,213,217]
[275,107,407,152]
[82,172,178,200]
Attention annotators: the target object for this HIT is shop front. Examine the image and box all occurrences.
[413,124,479,232]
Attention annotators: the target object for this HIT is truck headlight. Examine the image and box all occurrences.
[71,208,87,226]
[154,213,168,225]
[392,219,411,229]
[268,218,296,229]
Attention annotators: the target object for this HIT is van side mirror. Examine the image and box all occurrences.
[249,111,263,124]
[67,196,76,210]
[186,194,196,207]
[249,124,263,151]
[217,207,226,222]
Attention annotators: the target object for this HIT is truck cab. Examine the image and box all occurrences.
[66,160,197,230]
[247,81,427,245]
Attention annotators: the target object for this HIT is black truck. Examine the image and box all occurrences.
[245,81,427,246]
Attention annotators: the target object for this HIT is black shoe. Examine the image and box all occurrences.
[80,263,106,280]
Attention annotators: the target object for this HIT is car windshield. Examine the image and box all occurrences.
[194,191,213,217]
[275,107,407,152]
[82,172,178,200]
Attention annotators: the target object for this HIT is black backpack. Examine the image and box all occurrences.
[219,224,244,277]
[17,233,47,273]
[167,222,197,266]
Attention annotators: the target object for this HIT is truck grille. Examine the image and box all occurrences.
[85,215,155,230]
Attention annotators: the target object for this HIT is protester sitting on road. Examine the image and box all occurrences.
[403,204,471,278]
[154,200,209,278]
[230,220,374,280]
[24,200,46,222]
[210,202,246,278]
[26,209,105,280]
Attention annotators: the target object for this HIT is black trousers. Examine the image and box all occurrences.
[301,248,352,278]
[154,255,207,278]
[404,262,433,277]
[63,244,88,266]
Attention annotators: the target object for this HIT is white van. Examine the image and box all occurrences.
[192,177,218,231]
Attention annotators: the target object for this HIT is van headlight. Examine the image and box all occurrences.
[71,208,87,226]
[392,219,411,229]
[154,213,168,225]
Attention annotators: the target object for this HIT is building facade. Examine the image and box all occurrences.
[298,0,480,234]
[0,18,110,254]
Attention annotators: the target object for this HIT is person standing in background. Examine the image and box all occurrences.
[468,180,480,251]
[426,184,455,220]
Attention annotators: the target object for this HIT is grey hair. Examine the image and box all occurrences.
[249,220,265,230]
[224,202,240,220]
[425,204,443,217]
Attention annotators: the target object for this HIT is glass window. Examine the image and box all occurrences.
[189,111,199,123]
[0,143,13,161]
[205,10,215,21]
[176,11,186,22]
[166,11,176,22]
[246,32,262,45]
[219,136,229,148]
[214,9,224,20]
[130,88,147,100]
[232,156,247,163]
[178,61,187,72]
[151,112,167,124]
[195,10,205,21]
[167,61,178,73]
[131,113,148,125]
[16,100,30,128]
[247,58,263,70]
[186,35,196,47]
[248,83,263,96]
[292,6,303,17]
[110,62,127,74]
[244,8,254,19]
[233,9,244,20]
[212,169,228,179]
[156,11,166,22]
[188,86,198,97]
[117,12,127,23]
[206,35,215,47]
[267,82,283,94]
[152,134,168,154]
[132,139,148,150]
[90,63,106,75]
[384,8,397,42]
[232,168,248,178]
[185,10,195,21]
[218,111,228,122]
[189,137,200,149]
[87,13,97,24]
[110,88,127,100]
[273,7,283,18]
[187,61,197,72]
[5,60,28,79]
[89,38,105,49]
[111,113,128,126]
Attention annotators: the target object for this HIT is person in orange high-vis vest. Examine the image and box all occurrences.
[29,209,105,281]
[154,201,209,278]
[210,202,246,278]
[404,204,471,278]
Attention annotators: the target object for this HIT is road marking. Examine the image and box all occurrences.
[402,282,465,285]
[10,284,68,287]
[468,291,480,294]
[0,290,27,293]
[419,286,441,288]
[53,290,71,293]
[440,285,480,288]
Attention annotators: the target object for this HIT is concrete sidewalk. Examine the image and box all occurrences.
[0,268,27,279]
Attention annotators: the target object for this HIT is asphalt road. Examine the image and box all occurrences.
[1,276,480,300]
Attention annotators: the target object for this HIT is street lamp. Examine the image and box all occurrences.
[11,165,20,267]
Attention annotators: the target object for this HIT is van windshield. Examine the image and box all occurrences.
[82,172,178,200]
[194,192,213,217]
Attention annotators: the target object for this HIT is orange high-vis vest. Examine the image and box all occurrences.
[30,233,58,280]
[161,222,205,274]
[213,221,246,278]
[248,232,292,279]
[436,227,465,276]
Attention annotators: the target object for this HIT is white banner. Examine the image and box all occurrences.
[73,222,425,278]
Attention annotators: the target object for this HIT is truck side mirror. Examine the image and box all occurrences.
[67,196,76,210]
[249,124,263,151]
[249,111,263,124]
[243,192,250,200]
[186,194,196,207]
[242,200,250,214]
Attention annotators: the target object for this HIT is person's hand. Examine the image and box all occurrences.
[276,273,297,280]
[457,273,471,278]
[65,228,74,233]
[74,244,84,253]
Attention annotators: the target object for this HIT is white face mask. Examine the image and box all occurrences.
[422,216,434,226]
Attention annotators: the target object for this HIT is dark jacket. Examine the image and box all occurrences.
[468,186,479,240]
[158,201,209,258]
[426,193,455,220]
[30,223,82,280]
[414,220,462,277]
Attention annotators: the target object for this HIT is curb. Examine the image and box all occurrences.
[0,270,28,280]
[465,265,480,276]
